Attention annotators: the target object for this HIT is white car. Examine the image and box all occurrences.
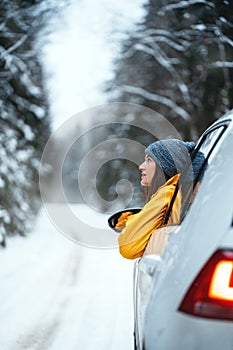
[134,110,233,350]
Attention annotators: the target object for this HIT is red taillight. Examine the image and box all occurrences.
[178,249,233,321]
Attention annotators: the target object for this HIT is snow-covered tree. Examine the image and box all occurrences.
[106,0,233,140]
[0,0,59,242]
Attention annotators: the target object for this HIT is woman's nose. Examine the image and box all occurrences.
[139,162,145,171]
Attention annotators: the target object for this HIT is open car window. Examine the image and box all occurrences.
[195,126,225,167]
[165,121,230,225]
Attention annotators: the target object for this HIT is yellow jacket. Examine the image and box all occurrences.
[118,174,181,259]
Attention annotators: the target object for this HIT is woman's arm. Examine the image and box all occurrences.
[118,175,180,259]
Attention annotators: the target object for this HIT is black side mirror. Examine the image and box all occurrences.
[108,208,141,232]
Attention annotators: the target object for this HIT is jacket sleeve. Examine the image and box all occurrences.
[118,183,176,259]
[115,211,135,231]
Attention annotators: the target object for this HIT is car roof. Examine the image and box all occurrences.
[202,109,233,134]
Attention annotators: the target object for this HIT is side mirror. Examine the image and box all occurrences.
[108,208,141,232]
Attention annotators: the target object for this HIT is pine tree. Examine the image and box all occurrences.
[106,0,233,139]
[0,0,54,242]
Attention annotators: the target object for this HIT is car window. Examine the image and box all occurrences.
[181,124,229,219]
[165,122,230,225]
[196,126,225,166]
[187,125,225,184]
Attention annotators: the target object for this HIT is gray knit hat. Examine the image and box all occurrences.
[145,139,205,181]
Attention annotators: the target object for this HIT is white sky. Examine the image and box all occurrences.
[42,0,147,130]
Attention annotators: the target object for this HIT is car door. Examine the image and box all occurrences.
[133,117,232,350]
[134,254,162,350]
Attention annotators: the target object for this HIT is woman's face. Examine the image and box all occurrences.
[139,154,156,187]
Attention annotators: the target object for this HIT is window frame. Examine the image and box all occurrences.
[164,119,231,225]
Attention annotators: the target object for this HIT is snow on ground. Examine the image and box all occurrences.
[0,205,135,350]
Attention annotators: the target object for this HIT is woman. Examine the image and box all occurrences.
[116,139,201,260]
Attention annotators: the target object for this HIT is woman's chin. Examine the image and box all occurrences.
[140,180,148,187]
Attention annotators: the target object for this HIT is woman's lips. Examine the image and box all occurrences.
[141,173,146,180]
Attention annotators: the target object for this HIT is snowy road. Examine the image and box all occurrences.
[0,206,134,350]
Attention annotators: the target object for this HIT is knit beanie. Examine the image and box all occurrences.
[145,139,205,181]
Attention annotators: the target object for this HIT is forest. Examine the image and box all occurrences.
[0,0,233,245]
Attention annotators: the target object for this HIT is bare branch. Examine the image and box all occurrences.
[161,0,215,12]
[207,61,233,68]
[1,33,29,57]
[133,42,191,104]
[121,85,191,121]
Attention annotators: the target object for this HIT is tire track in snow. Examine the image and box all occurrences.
[8,245,82,350]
